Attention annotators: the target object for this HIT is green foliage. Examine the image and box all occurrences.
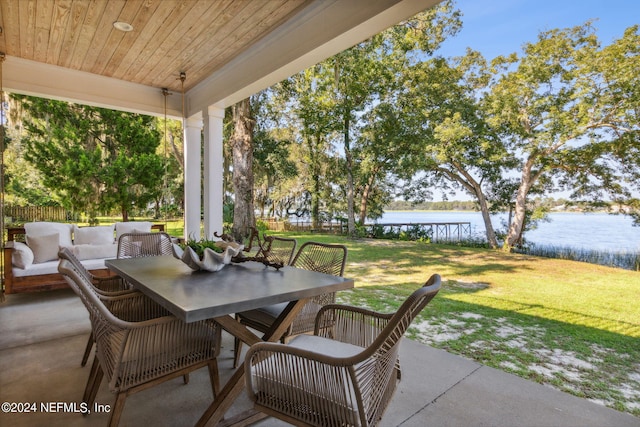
[180,238,224,258]
[254,220,269,234]
[398,21,640,250]
[486,24,640,247]
[14,95,166,221]
[387,200,479,211]
[266,1,463,233]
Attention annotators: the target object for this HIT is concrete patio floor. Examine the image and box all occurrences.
[1,288,638,427]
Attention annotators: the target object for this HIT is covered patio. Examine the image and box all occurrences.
[1,1,639,426]
[2,288,636,427]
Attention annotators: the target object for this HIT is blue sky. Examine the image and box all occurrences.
[438,0,639,59]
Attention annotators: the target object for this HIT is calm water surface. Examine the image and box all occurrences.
[378,211,640,252]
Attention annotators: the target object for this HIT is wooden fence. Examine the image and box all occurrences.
[4,205,70,222]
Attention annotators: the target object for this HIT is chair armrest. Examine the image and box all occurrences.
[92,275,130,294]
[101,291,173,321]
[314,304,394,347]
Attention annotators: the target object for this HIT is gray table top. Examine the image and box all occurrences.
[106,256,354,323]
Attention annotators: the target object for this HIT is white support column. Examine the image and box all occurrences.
[183,114,203,241]
[203,105,225,239]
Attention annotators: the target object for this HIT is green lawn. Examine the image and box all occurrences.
[276,232,640,417]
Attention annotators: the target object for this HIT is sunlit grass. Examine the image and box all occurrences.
[278,233,640,335]
[273,231,640,416]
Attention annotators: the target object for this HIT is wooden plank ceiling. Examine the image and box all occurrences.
[0,0,310,93]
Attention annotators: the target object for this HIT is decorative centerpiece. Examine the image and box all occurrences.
[173,238,244,272]
[173,228,287,272]
[215,229,287,270]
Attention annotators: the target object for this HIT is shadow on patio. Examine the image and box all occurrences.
[1,289,637,427]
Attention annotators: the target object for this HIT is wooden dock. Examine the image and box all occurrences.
[267,219,472,242]
[363,222,472,241]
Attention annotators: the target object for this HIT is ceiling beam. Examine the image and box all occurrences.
[3,56,184,119]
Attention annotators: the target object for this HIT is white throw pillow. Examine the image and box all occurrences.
[72,244,118,261]
[26,233,60,264]
[115,222,153,240]
[74,225,115,245]
[24,222,73,248]
[12,241,34,269]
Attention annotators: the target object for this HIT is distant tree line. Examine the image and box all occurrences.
[385,197,616,213]
[386,200,478,211]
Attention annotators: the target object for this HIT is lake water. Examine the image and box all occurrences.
[378,211,640,252]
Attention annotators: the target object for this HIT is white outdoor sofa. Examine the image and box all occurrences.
[3,221,164,294]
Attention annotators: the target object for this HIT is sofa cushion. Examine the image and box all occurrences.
[12,241,35,269]
[12,258,108,277]
[26,233,60,264]
[72,243,117,261]
[115,222,153,241]
[74,225,115,245]
[25,222,73,247]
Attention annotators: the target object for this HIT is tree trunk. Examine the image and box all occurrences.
[358,172,376,225]
[441,165,499,248]
[344,114,356,236]
[311,172,321,229]
[504,159,534,250]
[310,136,322,229]
[230,98,255,242]
[476,189,498,249]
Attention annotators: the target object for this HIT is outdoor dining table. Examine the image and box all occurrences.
[105,255,354,427]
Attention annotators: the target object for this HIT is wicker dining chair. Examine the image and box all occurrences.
[59,248,196,394]
[233,241,346,367]
[245,274,441,427]
[59,259,221,427]
[58,248,133,367]
[116,231,174,259]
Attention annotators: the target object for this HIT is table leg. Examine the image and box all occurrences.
[196,298,309,427]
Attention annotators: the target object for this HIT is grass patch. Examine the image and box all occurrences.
[274,232,640,417]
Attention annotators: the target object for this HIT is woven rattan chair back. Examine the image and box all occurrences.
[246,274,441,427]
[287,241,347,336]
[117,232,173,259]
[318,273,442,360]
[58,259,221,427]
[232,241,347,367]
[290,241,347,276]
[58,247,128,295]
[259,236,297,266]
[59,247,132,366]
